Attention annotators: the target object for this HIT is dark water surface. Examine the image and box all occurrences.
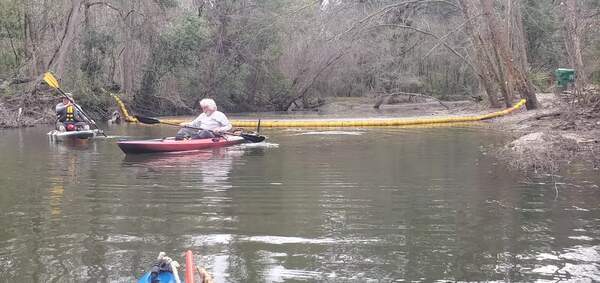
[0,124,599,282]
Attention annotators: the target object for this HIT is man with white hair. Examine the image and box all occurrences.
[175,98,232,140]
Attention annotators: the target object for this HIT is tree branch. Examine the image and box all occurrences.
[3,26,20,63]
[86,1,122,14]
[285,51,348,111]
[366,24,476,71]
[337,0,459,39]
[423,13,483,59]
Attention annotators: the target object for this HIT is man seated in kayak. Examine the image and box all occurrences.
[55,94,89,131]
[175,98,232,140]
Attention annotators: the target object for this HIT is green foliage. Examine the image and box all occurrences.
[81,30,116,80]
[157,15,208,71]
[592,70,600,85]
[0,0,24,75]
[522,0,562,69]
[2,0,599,118]
[135,14,209,113]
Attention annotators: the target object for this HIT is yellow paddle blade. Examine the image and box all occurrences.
[43,72,59,89]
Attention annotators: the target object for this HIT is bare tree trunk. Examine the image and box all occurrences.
[561,0,588,92]
[511,1,530,72]
[480,0,539,110]
[484,33,513,107]
[83,1,96,86]
[463,0,513,107]
[24,9,44,78]
[458,0,501,108]
[119,1,138,96]
[478,51,501,108]
[511,1,538,102]
[46,0,84,78]
[121,25,134,95]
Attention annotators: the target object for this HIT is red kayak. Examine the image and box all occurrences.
[117,135,246,154]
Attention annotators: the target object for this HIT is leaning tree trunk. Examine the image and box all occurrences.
[46,0,84,78]
[458,0,501,108]
[510,0,538,105]
[480,0,539,110]
[484,32,514,108]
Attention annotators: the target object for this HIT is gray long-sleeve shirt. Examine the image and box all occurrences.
[187,111,232,132]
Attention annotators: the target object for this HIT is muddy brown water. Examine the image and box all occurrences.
[0,123,599,282]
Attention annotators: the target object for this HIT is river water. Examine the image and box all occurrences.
[0,123,599,282]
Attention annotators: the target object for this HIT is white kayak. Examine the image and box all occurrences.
[47,129,102,142]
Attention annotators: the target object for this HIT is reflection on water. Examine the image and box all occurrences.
[122,148,246,185]
[0,125,599,282]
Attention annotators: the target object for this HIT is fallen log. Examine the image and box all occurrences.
[373,91,450,109]
[517,111,563,124]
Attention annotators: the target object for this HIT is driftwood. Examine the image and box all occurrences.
[373,91,450,109]
[288,98,326,111]
[534,112,563,120]
[517,111,563,124]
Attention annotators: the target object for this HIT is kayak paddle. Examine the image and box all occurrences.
[134,115,266,143]
[43,72,107,137]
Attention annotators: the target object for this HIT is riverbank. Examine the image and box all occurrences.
[493,92,600,173]
[0,94,55,128]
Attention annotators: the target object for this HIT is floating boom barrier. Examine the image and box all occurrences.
[112,94,526,128]
[110,93,137,122]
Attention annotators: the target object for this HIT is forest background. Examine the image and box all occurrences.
[0,0,599,123]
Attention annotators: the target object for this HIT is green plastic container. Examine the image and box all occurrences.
[555,68,575,87]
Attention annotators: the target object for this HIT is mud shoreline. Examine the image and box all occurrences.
[493,93,600,173]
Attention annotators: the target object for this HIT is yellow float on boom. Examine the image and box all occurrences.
[110,93,138,122]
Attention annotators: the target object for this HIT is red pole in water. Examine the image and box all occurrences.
[185,250,195,283]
